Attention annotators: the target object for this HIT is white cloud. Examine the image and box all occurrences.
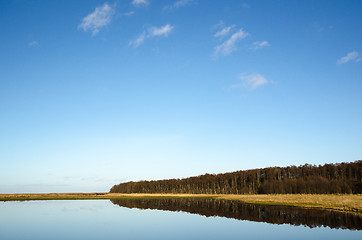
[337,51,359,64]
[123,11,135,16]
[213,20,225,30]
[214,26,232,37]
[148,24,174,37]
[132,0,148,6]
[129,24,174,48]
[214,29,248,56]
[241,3,250,8]
[164,0,193,10]
[78,3,114,36]
[28,41,38,46]
[129,32,146,47]
[357,58,362,62]
[232,73,268,90]
[251,41,270,50]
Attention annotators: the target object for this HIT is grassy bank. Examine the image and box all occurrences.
[1,193,361,214]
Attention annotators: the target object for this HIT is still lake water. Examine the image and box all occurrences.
[0,198,361,240]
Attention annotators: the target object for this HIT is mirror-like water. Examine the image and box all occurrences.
[111,198,362,230]
[0,199,361,240]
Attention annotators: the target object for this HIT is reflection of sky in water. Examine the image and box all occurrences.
[0,200,361,240]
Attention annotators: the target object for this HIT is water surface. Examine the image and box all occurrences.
[112,197,362,230]
[0,199,361,240]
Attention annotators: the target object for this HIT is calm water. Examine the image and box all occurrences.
[0,199,361,240]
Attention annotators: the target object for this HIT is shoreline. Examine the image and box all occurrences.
[1,193,361,215]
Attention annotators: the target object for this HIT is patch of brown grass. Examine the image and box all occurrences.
[216,194,362,213]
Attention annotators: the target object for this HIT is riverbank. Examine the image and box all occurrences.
[1,193,361,214]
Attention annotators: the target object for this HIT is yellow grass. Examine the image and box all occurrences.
[1,193,361,214]
[216,194,362,213]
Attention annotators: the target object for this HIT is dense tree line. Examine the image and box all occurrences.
[111,198,362,230]
[110,160,362,194]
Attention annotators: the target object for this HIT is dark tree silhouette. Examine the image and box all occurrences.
[110,160,362,194]
[111,198,362,230]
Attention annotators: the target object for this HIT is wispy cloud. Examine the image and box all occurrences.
[214,29,248,56]
[337,51,359,64]
[148,24,174,37]
[123,11,135,16]
[28,41,39,46]
[132,0,148,6]
[129,32,146,47]
[78,3,115,36]
[311,22,334,33]
[250,41,270,50]
[214,26,233,38]
[129,24,174,47]
[232,73,268,91]
[164,0,193,10]
[241,3,250,8]
[213,20,225,30]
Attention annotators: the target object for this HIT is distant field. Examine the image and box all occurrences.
[1,193,361,214]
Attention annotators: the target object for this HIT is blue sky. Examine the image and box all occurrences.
[1,0,361,193]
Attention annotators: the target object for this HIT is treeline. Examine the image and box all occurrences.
[110,160,362,194]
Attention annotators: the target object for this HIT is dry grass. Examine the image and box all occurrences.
[1,193,361,214]
[216,194,362,213]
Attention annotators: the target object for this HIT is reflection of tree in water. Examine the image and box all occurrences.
[111,198,362,231]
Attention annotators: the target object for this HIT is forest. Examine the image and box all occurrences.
[110,160,362,194]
